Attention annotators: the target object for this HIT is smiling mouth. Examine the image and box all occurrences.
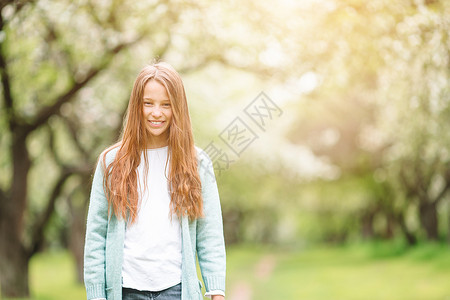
[148,120,165,127]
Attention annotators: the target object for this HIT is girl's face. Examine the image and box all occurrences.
[142,79,173,148]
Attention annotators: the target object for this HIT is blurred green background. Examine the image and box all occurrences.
[0,0,449,299]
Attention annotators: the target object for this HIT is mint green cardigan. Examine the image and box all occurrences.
[84,146,226,300]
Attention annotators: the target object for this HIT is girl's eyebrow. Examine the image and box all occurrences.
[143,97,170,102]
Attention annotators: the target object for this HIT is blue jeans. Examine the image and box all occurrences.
[122,283,181,300]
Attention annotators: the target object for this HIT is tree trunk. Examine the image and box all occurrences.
[0,240,30,297]
[396,212,417,246]
[0,133,31,297]
[222,208,243,245]
[448,198,450,244]
[361,210,375,239]
[384,214,395,239]
[419,201,439,241]
[68,215,86,284]
[67,188,89,284]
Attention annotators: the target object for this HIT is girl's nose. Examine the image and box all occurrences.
[151,108,162,117]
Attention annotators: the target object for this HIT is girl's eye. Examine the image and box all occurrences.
[163,103,171,107]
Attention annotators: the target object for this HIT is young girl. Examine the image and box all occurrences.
[84,62,226,300]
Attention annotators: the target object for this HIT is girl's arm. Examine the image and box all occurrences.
[196,152,227,297]
[84,158,109,300]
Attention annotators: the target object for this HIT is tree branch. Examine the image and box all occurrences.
[0,187,6,207]
[0,0,36,24]
[399,163,417,198]
[39,9,76,73]
[27,170,71,257]
[47,123,72,169]
[394,210,417,245]
[0,12,15,130]
[28,123,94,257]
[23,38,143,136]
[47,122,93,174]
[26,68,102,133]
[434,182,450,205]
[434,166,450,205]
[27,163,92,257]
[63,117,90,160]
[0,0,12,11]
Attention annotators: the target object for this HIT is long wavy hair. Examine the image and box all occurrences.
[101,62,203,223]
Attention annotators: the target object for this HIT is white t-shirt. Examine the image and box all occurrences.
[121,146,182,291]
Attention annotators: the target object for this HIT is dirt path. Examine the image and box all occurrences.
[227,282,253,300]
[227,254,277,300]
[255,254,277,281]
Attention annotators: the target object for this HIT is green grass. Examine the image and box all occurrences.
[3,242,450,299]
[29,251,85,300]
[1,251,85,300]
[226,242,450,300]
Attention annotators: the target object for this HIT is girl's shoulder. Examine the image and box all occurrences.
[98,143,121,167]
[194,145,213,166]
[194,145,217,182]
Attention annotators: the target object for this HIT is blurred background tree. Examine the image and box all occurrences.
[0,0,449,298]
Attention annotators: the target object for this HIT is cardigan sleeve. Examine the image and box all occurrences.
[84,157,109,300]
[196,150,227,294]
